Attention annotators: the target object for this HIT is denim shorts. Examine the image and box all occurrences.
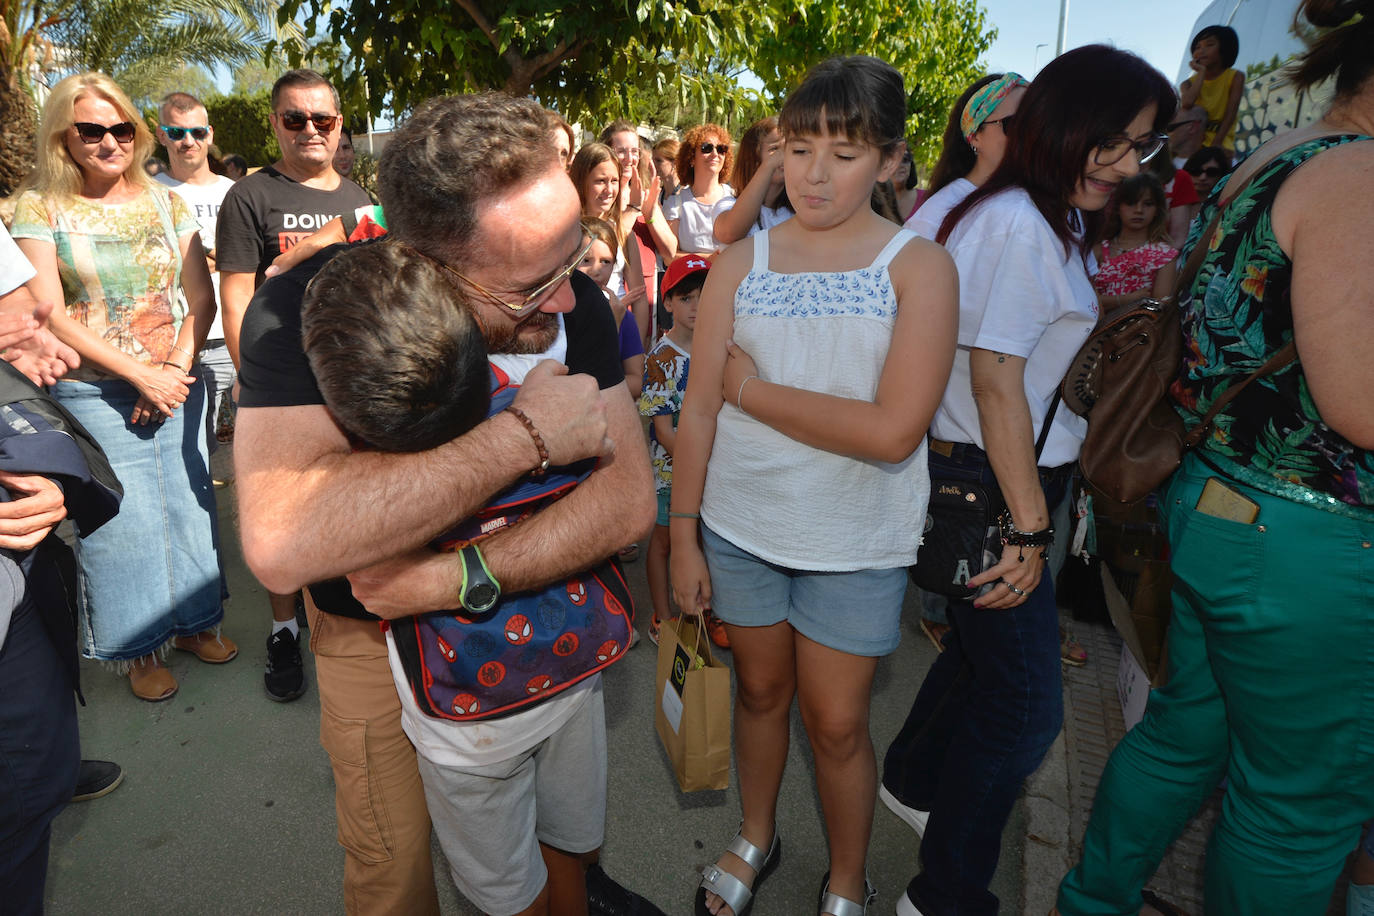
[700,524,907,656]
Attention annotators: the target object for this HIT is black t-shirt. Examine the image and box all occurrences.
[237,246,623,617]
[215,166,371,282]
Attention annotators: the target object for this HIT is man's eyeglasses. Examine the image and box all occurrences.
[74,121,136,144]
[161,125,209,142]
[1093,133,1168,167]
[433,237,594,316]
[1188,166,1225,178]
[699,143,729,156]
[278,110,339,133]
[981,114,1016,132]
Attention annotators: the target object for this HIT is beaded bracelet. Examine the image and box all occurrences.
[504,405,549,476]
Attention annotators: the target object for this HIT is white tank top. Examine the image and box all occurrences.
[701,228,930,571]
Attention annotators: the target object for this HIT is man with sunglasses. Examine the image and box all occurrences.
[154,92,238,458]
[234,91,655,916]
[216,68,370,705]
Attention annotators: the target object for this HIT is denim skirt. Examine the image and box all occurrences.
[52,371,224,662]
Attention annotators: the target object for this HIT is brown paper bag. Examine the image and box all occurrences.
[654,615,731,792]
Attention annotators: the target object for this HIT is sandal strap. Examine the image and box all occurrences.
[726,829,774,873]
[820,880,876,916]
[699,864,753,916]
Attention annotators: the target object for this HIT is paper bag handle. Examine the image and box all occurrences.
[671,613,716,666]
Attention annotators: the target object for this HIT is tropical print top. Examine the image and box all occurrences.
[1093,240,1178,298]
[11,187,196,381]
[1170,134,1374,517]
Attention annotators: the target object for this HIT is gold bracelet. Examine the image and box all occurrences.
[170,344,193,358]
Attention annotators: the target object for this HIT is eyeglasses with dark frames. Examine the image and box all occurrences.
[1092,133,1168,167]
[699,143,729,156]
[161,125,210,141]
[430,237,595,316]
[981,114,1016,132]
[74,121,136,144]
[278,110,340,133]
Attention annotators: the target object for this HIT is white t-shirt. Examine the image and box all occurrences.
[384,315,600,768]
[930,188,1098,467]
[712,199,793,242]
[904,178,975,242]
[156,173,235,339]
[664,185,736,253]
[0,224,36,296]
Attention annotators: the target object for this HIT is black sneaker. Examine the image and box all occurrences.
[265,628,307,702]
[72,760,123,802]
[586,863,666,916]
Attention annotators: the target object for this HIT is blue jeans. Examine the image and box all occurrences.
[0,598,79,915]
[884,444,1068,915]
[198,341,235,456]
[52,372,224,661]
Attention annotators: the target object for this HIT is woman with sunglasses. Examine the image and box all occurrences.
[1058,3,1374,912]
[1182,144,1233,200]
[663,124,736,258]
[10,72,230,701]
[879,46,1175,915]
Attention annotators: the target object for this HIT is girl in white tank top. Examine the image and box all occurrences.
[668,57,959,916]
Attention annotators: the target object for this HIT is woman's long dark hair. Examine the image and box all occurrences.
[926,74,1001,195]
[937,45,1176,259]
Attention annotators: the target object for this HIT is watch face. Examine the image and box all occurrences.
[468,582,499,612]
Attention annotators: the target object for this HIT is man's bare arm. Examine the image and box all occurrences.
[219,271,256,368]
[346,381,656,617]
[236,361,612,594]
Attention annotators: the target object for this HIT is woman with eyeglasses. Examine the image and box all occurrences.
[663,124,736,258]
[1057,3,1374,912]
[1182,144,1233,200]
[879,46,1175,915]
[10,72,231,702]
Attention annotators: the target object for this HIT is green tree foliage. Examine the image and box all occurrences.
[747,0,995,173]
[203,89,280,167]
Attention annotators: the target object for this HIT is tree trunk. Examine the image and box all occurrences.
[0,56,37,199]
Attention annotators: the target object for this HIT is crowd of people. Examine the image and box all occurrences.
[1,1,1372,914]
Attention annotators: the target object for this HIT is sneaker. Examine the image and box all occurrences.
[704,611,731,650]
[72,760,123,802]
[647,613,663,646]
[586,863,666,916]
[879,783,929,839]
[1061,626,1087,667]
[264,628,307,702]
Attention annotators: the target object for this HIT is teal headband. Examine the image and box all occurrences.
[961,72,1029,142]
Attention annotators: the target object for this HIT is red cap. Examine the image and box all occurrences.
[662,254,711,297]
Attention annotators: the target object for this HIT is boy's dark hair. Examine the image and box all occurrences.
[1191,25,1241,69]
[301,240,491,453]
[939,45,1176,259]
[780,55,907,156]
[665,272,706,301]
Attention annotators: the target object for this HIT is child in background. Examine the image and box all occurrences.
[639,254,718,646]
[1093,174,1179,311]
[712,116,791,246]
[580,218,645,400]
[1179,25,1243,158]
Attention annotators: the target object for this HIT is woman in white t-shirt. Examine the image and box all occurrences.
[712,116,792,246]
[880,45,1178,916]
[662,123,736,257]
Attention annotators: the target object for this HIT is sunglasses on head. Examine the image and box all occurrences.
[1189,166,1224,178]
[699,143,729,155]
[278,110,339,133]
[161,124,209,141]
[74,121,136,144]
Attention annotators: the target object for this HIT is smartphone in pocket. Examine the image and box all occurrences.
[1195,477,1260,524]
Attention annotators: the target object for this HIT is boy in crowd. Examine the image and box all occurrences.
[639,255,723,646]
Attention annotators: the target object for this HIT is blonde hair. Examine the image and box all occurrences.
[31,72,154,201]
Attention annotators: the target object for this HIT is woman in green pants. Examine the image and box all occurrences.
[1056,2,1374,913]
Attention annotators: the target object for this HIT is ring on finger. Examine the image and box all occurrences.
[1007,583,1026,597]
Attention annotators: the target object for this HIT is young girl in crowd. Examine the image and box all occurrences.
[570,142,651,342]
[881,45,1175,916]
[579,218,645,399]
[1093,173,1179,310]
[712,116,791,245]
[663,123,736,257]
[1180,24,1244,158]
[671,56,958,916]
[892,143,923,222]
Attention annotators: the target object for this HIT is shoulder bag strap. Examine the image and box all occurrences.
[1182,340,1298,449]
[1034,392,1062,465]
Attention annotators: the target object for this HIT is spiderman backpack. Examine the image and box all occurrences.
[388,365,634,721]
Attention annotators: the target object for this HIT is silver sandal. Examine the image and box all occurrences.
[817,871,877,916]
[695,827,781,916]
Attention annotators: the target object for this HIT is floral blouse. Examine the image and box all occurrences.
[1093,240,1178,298]
[11,187,196,380]
[1169,134,1374,516]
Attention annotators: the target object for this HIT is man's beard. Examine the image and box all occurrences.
[478,310,559,355]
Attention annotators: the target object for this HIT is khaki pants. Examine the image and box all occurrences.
[306,594,440,916]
